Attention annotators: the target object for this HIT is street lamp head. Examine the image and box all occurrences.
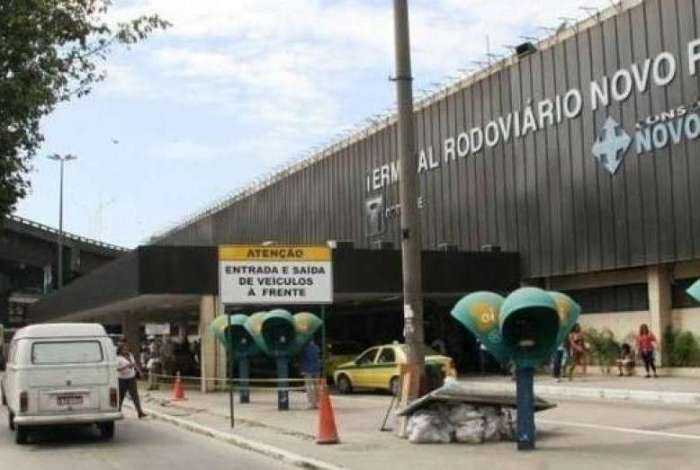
[47,153,78,162]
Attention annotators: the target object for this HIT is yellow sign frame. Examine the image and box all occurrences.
[219,245,331,262]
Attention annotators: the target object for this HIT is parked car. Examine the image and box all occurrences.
[324,340,365,382]
[1,323,123,444]
[333,343,456,395]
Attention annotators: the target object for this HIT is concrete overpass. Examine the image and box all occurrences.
[0,214,128,326]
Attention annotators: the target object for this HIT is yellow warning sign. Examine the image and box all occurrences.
[219,245,331,262]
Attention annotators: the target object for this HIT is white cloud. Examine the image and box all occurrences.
[104,0,615,187]
[149,140,230,161]
[101,63,153,98]
[107,0,614,103]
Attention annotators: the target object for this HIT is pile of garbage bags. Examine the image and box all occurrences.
[406,403,517,444]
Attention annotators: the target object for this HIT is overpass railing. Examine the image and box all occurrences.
[5,214,129,253]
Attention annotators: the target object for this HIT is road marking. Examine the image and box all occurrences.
[539,419,700,441]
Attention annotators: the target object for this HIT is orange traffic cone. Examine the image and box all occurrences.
[316,379,339,444]
[171,371,187,401]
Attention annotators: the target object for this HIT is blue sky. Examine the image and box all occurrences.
[16,0,611,248]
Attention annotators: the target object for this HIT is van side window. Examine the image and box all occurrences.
[31,341,104,365]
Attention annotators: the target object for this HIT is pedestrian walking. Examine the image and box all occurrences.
[117,344,147,418]
[636,324,658,378]
[567,324,588,381]
[299,340,321,410]
[552,343,567,382]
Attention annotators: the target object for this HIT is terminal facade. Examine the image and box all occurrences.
[151,0,700,361]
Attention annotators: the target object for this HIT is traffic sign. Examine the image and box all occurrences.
[219,245,333,305]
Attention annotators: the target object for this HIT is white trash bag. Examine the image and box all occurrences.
[454,417,485,444]
[478,406,502,442]
[499,408,517,441]
[407,408,453,444]
[447,403,482,425]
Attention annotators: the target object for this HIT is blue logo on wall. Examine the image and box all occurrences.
[592,117,632,175]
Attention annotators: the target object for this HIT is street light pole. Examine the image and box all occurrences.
[392,0,424,404]
[47,154,77,289]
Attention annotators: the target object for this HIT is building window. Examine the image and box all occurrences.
[672,278,700,309]
[564,284,648,314]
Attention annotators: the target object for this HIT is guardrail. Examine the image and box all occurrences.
[5,214,129,252]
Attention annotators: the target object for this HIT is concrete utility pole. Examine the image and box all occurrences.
[393,0,425,402]
[47,153,78,289]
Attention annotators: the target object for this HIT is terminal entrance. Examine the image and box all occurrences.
[319,302,499,375]
[28,244,520,388]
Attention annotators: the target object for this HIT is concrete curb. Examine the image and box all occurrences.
[129,405,346,470]
[455,381,700,406]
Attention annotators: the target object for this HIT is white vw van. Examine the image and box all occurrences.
[1,323,122,444]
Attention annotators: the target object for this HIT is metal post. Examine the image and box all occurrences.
[57,159,64,289]
[321,305,327,377]
[516,366,536,450]
[393,0,424,401]
[239,356,250,404]
[276,356,289,411]
[47,153,76,290]
[227,313,235,428]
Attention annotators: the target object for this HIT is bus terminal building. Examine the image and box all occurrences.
[30,0,700,371]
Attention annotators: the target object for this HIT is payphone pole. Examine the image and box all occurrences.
[239,356,250,404]
[276,357,290,411]
[515,366,536,450]
[226,313,235,428]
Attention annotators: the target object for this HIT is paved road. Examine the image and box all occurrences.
[0,408,291,470]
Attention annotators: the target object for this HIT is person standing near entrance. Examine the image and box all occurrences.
[567,324,588,381]
[117,344,147,418]
[636,324,659,378]
[300,340,321,409]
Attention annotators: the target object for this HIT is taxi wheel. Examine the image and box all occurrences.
[336,374,353,394]
[389,376,400,396]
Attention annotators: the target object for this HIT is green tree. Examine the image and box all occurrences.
[0,0,169,218]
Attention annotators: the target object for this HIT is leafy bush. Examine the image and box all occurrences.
[663,327,700,367]
[664,327,678,358]
[584,328,621,373]
[671,331,700,367]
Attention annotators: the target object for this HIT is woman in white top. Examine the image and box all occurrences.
[117,344,147,419]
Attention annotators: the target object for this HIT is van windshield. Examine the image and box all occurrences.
[31,341,104,365]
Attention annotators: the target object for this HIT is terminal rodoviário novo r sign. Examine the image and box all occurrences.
[219,245,333,305]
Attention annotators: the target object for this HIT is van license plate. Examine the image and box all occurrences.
[57,395,83,406]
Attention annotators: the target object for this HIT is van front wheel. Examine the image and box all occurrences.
[8,410,15,431]
[15,425,28,445]
[99,422,115,440]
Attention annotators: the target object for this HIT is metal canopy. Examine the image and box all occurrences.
[28,245,520,323]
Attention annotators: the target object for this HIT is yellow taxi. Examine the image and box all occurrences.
[333,343,456,395]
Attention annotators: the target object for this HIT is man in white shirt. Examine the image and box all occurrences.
[117,344,146,418]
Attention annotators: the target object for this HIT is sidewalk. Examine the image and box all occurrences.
[459,374,700,406]
[137,375,700,470]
